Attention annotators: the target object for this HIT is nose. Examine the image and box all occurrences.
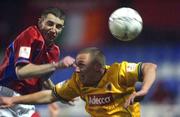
[50,26,57,34]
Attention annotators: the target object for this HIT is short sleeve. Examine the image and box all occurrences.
[14,26,43,66]
[53,74,80,101]
[119,61,142,87]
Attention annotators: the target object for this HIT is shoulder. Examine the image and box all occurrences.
[57,73,80,90]
[107,61,129,67]
[25,25,43,38]
[113,61,140,68]
[18,25,43,41]
[106,61,141,72]
[105,62,121,70]
[103,63,120,75]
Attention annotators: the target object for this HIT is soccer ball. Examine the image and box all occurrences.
[109,7,143,41]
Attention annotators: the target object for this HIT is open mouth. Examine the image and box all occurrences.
[47,30,56,38]
[48,33,56,39]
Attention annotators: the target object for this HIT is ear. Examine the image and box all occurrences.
[38,17,45,29]
[38,17,43,24]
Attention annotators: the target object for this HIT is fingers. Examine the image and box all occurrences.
[0,105,11,108]
[71,62,77,68]
[0,97,14,108]
[63,57,75,67]
[0,103,14,108]
[124,92,136,108]
[58,56,75,68]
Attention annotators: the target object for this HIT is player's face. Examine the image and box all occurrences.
[38,13,64,45]
[75,53,96,84]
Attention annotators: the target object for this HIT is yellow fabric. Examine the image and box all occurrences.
[55,61,142,117]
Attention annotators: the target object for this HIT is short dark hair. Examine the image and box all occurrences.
[78,47,106,66]
[41,7,65,20]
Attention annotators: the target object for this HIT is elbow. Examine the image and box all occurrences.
[151,63,157,70]
[142,63,157,80]
[16,70,23,80]
[15,67,25,80]
[143,63,157,71]
[146,63,157,69]
[151,63,157,76]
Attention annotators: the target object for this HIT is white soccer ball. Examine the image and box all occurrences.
[109,7,143,41]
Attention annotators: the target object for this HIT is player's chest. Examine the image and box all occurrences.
[33,48,58,64]
[81,87,113,106]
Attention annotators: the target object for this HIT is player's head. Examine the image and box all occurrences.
[38,7,65,46]
[78,47,106,65]
[75,47,106,84]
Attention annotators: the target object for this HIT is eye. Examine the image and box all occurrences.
[77,62,85,67]
[56,24,64,29]
[47,21,54,27]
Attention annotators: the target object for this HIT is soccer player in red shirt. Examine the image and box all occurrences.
[0,7,75,117]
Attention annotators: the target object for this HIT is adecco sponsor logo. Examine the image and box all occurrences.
[88,93,113,106]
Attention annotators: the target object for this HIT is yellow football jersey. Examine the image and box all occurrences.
[54,61,142,117]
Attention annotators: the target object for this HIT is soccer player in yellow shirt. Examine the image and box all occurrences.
[0,47,157,117]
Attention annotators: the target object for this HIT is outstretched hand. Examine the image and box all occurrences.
[124,92,137,108]
[0,96,14,108]
[124,91,146,108]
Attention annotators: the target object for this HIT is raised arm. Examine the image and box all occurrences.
[136,63,157,96]
[16,56,75,80]
[124,63,157,108]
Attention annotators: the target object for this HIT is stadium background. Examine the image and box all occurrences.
[0,0,180,116]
